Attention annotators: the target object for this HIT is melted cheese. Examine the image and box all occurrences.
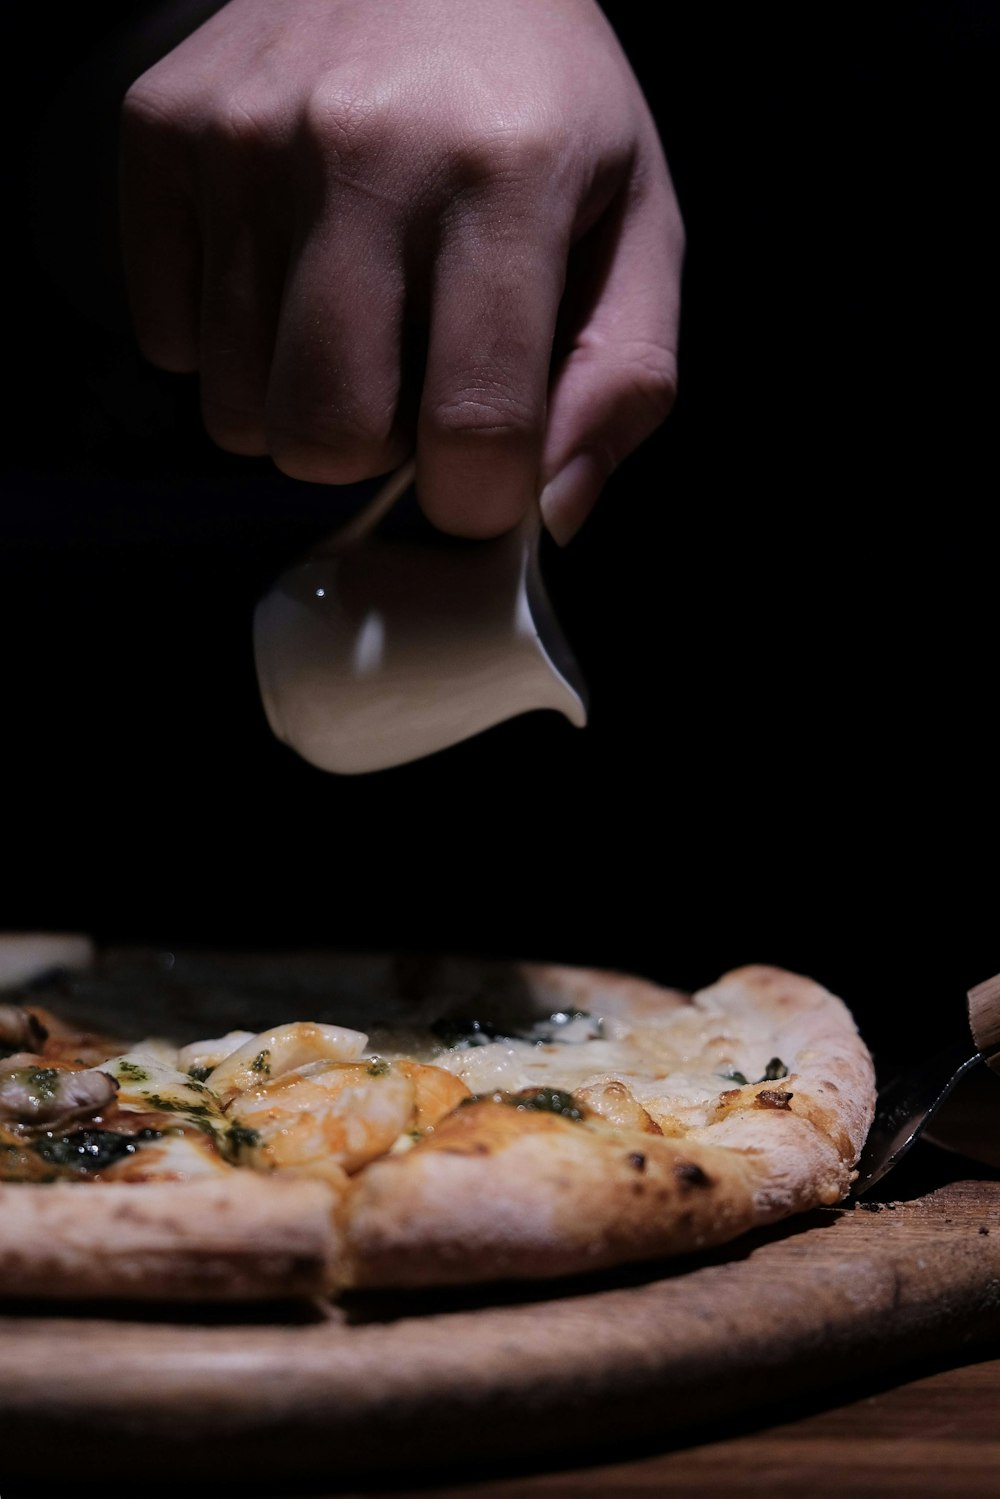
[365,1004,793,1132]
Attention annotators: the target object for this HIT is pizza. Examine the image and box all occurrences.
[0,935,876,1302]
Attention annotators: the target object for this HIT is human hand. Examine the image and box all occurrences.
[121,0,683,542]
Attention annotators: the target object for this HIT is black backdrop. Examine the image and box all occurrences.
[4,3,997,1070]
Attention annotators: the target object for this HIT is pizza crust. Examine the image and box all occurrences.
[342,1103,761,1288]
[0,1174,341,1301]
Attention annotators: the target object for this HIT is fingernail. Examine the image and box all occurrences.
[539,452,604,547]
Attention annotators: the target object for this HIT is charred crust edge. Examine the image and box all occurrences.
[674,1161,711,1188]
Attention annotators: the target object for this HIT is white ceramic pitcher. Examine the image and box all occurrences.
[253,463,587,774]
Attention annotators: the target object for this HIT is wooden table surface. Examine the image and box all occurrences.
[351,1350,1000,1499]
[6,1342,1000,1499]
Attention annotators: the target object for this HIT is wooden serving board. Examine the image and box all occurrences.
[4,1175,1000,1482]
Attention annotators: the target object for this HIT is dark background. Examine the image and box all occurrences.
[3,3,997,1068]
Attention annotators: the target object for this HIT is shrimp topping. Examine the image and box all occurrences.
[392,1059,471,1128]
[208,1022,368,1105]
[228,1060,414,1179]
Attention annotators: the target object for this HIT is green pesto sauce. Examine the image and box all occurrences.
[366,1057,390,1076]
[227,1122,261,1154]
[718,1059,789,1087]
[187,1066,212,1083]
[512,1086,585,1120]
[144,1093,216,1120]
[33,1127,163,1174]
[142,1093,226,1144]
[463,1086,585,1122]
[24,1067,60,1100]
[251,1049,271,1075]
[116,1060,151,1083]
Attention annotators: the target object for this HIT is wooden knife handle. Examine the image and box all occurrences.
[967,974,1000,1075]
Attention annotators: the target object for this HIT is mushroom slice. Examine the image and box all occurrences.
[0,1065,119,1128]
[0,1004,48,1057]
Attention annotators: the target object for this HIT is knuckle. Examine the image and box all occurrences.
[636,351,679,420]
[123,77,287,156]
[211,91,282,151]
[610,342,679,425]
[300,82,387,171]
[447,113,555,195]
[425,384,541,443]
[301,85,557,181]
[122,78,188,138]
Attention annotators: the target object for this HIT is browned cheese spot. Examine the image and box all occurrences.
[755,1089,794,1110]
[711,1087,746,1123]
[674,1161,712,1189]
[627,1151,646,1172]
[416,1098,575,1158]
